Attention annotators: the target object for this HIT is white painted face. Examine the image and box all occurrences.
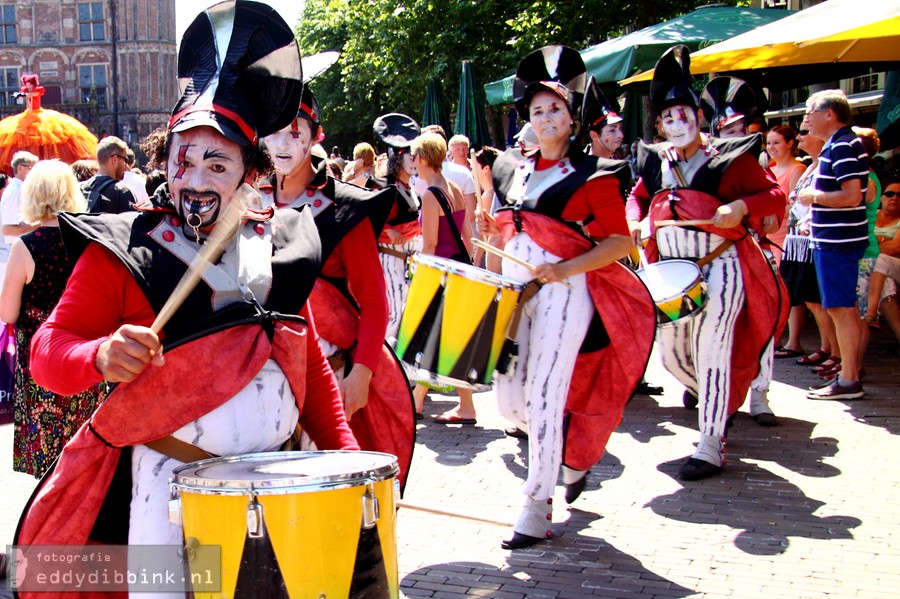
[261,117,316,177]
[401,152,416,178]
[660,105,699,149]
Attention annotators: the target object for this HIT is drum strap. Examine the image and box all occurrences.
[695,239,734,269]
[507,280,543,338]
[145,436,217,463]
[378,246,411,260]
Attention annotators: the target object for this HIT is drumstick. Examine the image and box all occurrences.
[397,499,515,527]
[655,219,716,227]
[150,185,252,334]
[471,238,574,289]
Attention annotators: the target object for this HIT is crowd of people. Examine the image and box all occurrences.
[0,1,898,589]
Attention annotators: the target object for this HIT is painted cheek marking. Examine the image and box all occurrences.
[173,144,193,180]
[290,119,300,139]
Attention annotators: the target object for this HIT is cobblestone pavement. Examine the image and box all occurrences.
[2,329,898,598]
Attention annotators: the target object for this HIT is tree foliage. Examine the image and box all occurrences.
[298,0,737,150]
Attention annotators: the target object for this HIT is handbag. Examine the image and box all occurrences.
[428,186,472,265]
[0,322,16,425]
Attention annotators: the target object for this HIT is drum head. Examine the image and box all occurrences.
[636,259,702,303]
[173,450,399,494]
[412,253,525,291]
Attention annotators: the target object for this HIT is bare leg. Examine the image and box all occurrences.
[865,271,887,320]
[807,302,837,356]
[880,296,900,342]
[828,306,862,382]
[436,388,477,420]
[783,305,806,351]
[413,384,428,415]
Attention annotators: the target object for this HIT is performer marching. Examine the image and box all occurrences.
[16,2,358,594]
[627,46,788,481]
[479,46,655,549]
[372,113,423,344]
[259,90,416,487]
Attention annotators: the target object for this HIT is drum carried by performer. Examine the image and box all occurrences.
[13,2,373,597]
[626,46,788,482]
[478,46,655,549]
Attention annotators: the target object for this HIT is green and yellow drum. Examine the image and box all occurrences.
[169,451,400,599]
[394,254,524,390]
[636,259,708,327]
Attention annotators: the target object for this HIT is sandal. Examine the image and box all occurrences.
[775,346,805,359]
[864,315,880,330]
[812,357,841,373]
[797,349,829,366]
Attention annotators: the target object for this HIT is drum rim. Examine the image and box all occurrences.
[636,259,705,305]
[412,369,492,393]
[171,450,399,494]
[411,253,525,291]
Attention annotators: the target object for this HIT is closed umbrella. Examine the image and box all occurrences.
[422,78,452,138]
[454,60,491,148]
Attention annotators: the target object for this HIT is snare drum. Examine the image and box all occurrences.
[394,254,524,390]
[170,451,400,599]
[636,259,708,327]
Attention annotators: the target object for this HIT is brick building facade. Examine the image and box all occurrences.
[0,0,176,150]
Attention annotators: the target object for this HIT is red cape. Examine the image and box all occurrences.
[496,211,656,471]
[310,279,416,490]
[645,189,789,414]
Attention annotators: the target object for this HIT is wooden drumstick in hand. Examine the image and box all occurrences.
[471,238,573,289]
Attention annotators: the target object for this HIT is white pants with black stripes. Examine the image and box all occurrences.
[656,228,745,439]
[378,236,421,343]
[497,233,593,501]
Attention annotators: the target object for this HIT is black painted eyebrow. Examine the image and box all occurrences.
[203,148,232,161]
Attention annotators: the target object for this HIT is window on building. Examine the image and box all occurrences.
[78,2,104,42]
[1,5,16,44]
[0,66,19,107]
[79,64,107,108]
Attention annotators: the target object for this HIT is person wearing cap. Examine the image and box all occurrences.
[479,46,654,550]
[259,89,415,487]
[580,77,625,160]
[372,113,423,344]
[16,0,358,572]
[626,46,787,481]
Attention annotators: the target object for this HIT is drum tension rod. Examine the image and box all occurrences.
[247,493,265,538]
[362,482,380,529]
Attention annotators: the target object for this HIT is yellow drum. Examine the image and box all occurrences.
[636,259,708,327]
[394,253,524,390]
[169,451,400,599]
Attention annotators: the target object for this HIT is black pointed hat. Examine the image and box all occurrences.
[513,46,586,119]
[580,75,622,142]
[296,85,322,128]
[700,76,757,134]
[650,45,699,113]
[168,0,303,147]
[373,113,421,156]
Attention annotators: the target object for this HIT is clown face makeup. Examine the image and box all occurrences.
[167,127,246,236]
[401,151,417,179]
[660,105,700,149]
[262,117,316,177]
[718,119,748,139]
[529,90,573,146]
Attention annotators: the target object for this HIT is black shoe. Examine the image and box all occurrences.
[751,412,778,427]
[636,380,664,395]
[501,531,547,550]
[678,458,723,481]
[682,390,698,409]
[564,474,588,504]
[504,427,528,439]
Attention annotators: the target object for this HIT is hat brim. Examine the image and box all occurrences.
[169,110,250,147]
[515,82,572,120]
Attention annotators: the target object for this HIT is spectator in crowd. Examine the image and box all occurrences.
[863,177,900,341]
[1,152,39,285]
[80,136,136,214]
[120,148,150,206]
[70,159,98,183]
[345,142,377,186]
[448,134,472,170]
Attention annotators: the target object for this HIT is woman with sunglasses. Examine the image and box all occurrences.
[863,177,900,338]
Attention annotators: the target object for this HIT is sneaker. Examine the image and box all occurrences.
[807,378,864,400]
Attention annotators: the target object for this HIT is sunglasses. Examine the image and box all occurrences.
[799,130,810,136]
[112,154,127,161]
[883,191,900,198]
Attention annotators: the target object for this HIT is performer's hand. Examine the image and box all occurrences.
[761,215,779,234]
[712,200,748,229]
[532,262,565,285]
[95,325,165,383]
[340,364,372,421]
[627,220,642,247]
[797,187,820,207]
[475,208,500,237]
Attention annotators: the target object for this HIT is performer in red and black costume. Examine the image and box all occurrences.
[372,113,422,345]
[14,2,359,596]
[479,46,655,550]
[626,46,788,481]
[259,89,416,488]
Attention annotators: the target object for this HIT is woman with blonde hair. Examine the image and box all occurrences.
[346,141,377,187]
[0,160,106,477]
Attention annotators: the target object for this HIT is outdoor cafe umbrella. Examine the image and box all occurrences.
[619,0,900,88]
[422,77,452,138]
[454,60,491,148]
[483,5,792,106]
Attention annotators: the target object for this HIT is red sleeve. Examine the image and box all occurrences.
[718,153,787,219]
[30,243,156,396]
[296,302,359,450]
[626,177,652,223]
[325,221,389,372]
[562,176,630,238]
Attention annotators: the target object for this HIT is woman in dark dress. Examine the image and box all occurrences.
[0,159,105,477]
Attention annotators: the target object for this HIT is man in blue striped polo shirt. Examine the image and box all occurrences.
[798,89,868,400]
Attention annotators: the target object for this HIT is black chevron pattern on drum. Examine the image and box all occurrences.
[349,525,390,598]
[233,517,290,599]
[406,289,445,373]
[447,299,498,385]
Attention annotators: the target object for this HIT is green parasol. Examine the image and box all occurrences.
[422,78,452,138]
[454,60,491,148]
